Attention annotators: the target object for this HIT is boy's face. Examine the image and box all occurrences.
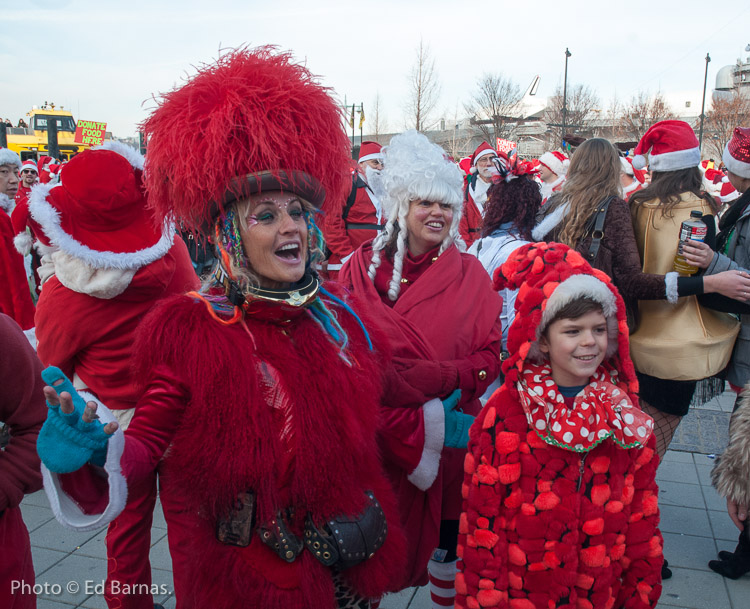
[539,310,608,387]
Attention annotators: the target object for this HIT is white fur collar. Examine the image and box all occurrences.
[0,193,14,213]
[622,179,640,197]
[50,250,136,299]
[532,201,570,241]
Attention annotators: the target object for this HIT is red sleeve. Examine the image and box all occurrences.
[457,388,525,609]
[0,214,35,330]
[57,365,189,515]
[447,328,502,403]
[35,280,90,378]
[459,203,471,245]
[617,436,663,609]
[0,314,46,510]
[323,181,357,258]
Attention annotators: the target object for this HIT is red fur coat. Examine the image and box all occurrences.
[116,285,405,609]
[457,384,662,609]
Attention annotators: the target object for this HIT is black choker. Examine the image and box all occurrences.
[214,265,320,308]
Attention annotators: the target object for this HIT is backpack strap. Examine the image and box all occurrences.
[342,174,364,222]
[586,196,616,263]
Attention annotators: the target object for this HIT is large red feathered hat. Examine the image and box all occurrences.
[494,242,638,401]
[142,46,352,235]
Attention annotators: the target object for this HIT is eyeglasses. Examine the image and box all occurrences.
[21,169,37,175]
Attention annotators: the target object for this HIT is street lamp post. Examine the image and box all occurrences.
[562,48,572,149]
[698,52,711,152]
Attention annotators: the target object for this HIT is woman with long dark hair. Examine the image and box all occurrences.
[628,121,743,459]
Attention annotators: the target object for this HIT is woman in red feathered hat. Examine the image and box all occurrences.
[457,242,663,609]
[36,47,405,609]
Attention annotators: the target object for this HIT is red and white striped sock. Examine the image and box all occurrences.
[427,558,457,608]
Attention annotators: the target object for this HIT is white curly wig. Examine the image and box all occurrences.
[367,130,464,300]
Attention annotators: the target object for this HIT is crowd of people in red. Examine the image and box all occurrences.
[2,46,750,609]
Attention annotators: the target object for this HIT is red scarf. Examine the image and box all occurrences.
[518,362,654,452]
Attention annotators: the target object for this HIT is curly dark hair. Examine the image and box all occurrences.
[481,174,542,239]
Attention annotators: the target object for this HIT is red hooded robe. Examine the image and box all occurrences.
[341,241,502,588]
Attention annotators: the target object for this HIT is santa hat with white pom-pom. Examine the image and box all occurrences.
[632,120,701,172]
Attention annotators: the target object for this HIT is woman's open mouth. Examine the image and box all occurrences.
[425,221,444,232]
[275,243,302,263]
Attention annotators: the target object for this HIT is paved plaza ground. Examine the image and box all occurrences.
[19,387,750,609]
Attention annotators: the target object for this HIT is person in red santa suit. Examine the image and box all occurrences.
[459,142,501,247]
[620,156,646,201]
[12,159,47,297]
[36,47,405,609]
[323,141,386,276]
[537,149,569,203]
[340,130,502,607]
[30,141,199,609]
[0,148,35,332]
[0,313,46,609]
[15,160,38,208]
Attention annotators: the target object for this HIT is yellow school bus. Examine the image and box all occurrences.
[5,103,111,161]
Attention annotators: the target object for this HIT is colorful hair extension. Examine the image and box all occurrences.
[318,286,373,350]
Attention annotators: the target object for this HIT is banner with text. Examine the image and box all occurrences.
[496,138,517,154]
[74,120,107,146]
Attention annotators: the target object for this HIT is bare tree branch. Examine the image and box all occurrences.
[405,39,441,132]
[371,92,388,142]
[705,92,750,160]
[464,72,523,143]
[544,84,600,148]
[618,91,675,142]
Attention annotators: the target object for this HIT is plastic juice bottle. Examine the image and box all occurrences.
[673,210,707,276]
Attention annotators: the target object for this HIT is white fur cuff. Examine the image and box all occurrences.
[42,391,128,532]
[407,398,445,491]
[14,231,32,255]
[665,272,679,304]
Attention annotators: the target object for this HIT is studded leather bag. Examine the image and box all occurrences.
[303,491,387,571]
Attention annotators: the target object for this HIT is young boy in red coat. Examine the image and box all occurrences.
[457,242,663,609]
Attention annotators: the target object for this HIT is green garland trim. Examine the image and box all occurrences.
[534,427,645,454]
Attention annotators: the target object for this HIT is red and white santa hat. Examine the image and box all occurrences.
[20,159,38,175]
[471,141,498,167]
[723,126,750,180]
[358,140,383,164]
[538,150,569,177]
[0,148,22,171]
[632,119,701,172]
[719,179,740,204]
[620,157,645,184]
[28,141,174,270]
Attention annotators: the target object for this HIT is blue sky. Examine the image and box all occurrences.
[2,0,749,137]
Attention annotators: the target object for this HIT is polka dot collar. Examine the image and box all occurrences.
[517,363,654,453]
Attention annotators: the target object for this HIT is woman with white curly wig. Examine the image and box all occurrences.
[341,130,502,602]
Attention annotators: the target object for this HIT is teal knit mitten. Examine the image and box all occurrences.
[37,366,111,473]
[442,389,474,449]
